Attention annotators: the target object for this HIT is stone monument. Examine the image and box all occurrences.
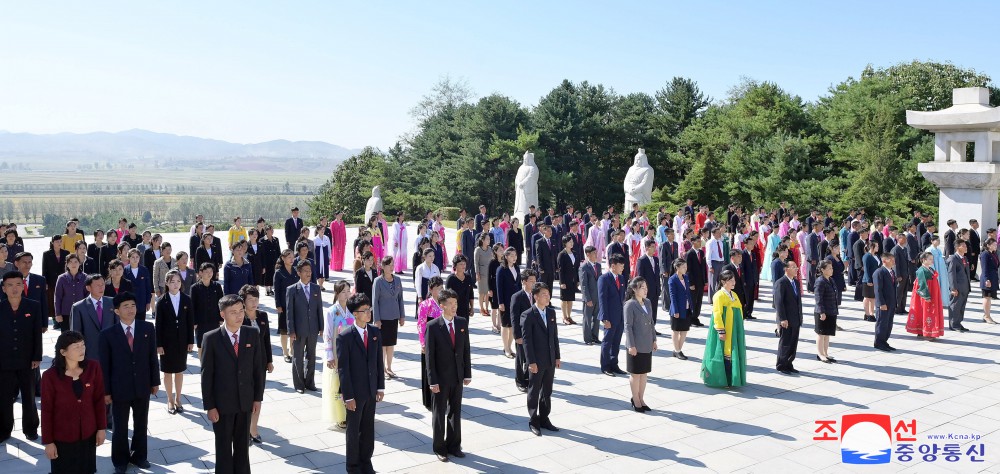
[623,148,654,212]
[364,185,384,222]
[907,87,1000,230]
[513,151,539,221]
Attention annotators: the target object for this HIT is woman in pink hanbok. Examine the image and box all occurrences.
[369,215,385,264]
[391,212,408,274]
[329,210,347,271]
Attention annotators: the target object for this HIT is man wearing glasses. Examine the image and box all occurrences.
[337,294,385,474]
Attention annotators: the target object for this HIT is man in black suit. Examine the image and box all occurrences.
[637,240,661,329]
[425,289,472,462]
[684,239,707,327]
[742,232,760,314]
[873,253,898,352]
[0,271,42,443]
[523,215,537,264]
[659,229,679,310]
[579,248,601,345]
[534,225,556,290]
[474,205,488,240]
[721,251,750,319]
[286,260,323,394]
[806,223,821,293]
[99,292,160,473]
[944,219,958,257]
[284,207,303,250]
[521,283,560,437]
[969,219,982,280]
[773,262,802,374]
[12,252,46,398]
[460,219,477,280]
[920,222,936,251]
[510,270,536,392]
[201,294,265,474]
[948,239,972,332]
[338,294,385,474]
[905,223,920,277]
[846,221,861,285]
[890,233,910,315]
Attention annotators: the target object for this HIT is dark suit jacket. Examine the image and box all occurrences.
[99,321,160,402]
[814,276,839,316]
[948,254,971,294]
[637,255,660,300]
[659,241,678,278]
[201,326,265,415]
[425,317,472,388]
[969,230,982,260]
[668,274,690,318]
[891,246,910,283]
[521,306,560,369]
[284,217,303,248]
[123,265,154,311]
[721,262,746,303]
[337,324,385,402]
[921,232,933,251]
[807,232,820,262]
[191,281,224,329]
[155,293,195,350]
[142,248,160,274]
[243,311,273,366]
[42,249,71,289]
[510,290,531,340]
[195,247,223,275]
[597,272,625,324]
[906,233,920,263]
[685,248,706,288]
[944,229,957,257]
[70,296,118,361]
[873,266,897,308]
[286,281,324,336]
[495,266,519,313]
[557,251,577,287]
[22,273,48,321]
[741,249,759,290]
[352,268,375,301]
[0,298,43,369]
[773,275,803,327]
[534,236,556,278]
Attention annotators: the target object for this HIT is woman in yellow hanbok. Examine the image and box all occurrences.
[701,270,747,388]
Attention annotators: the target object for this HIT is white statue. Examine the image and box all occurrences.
[364,185,383,222]
[513,151,539,221]
[623,148,654,212]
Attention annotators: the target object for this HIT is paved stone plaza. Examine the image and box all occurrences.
[3,227,1000,473]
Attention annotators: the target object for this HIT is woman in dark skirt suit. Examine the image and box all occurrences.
[260,225,280,296]
[354,250,376,301]
[239,285,274,444]
[557,234,579,325]
[667,258,692,359]
[273,249,296,363]
[623,276,656,412]
[495,247,520,358]
[825,242,846,306]
[813,260,839,364]
[155,270,194,414]
[247,229,266,288]
[980,238,999,324]
[506,218,524,267]
[487,243,504,333]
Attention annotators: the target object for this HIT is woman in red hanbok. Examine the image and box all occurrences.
[906,251,944,339]
[329,211,347,272]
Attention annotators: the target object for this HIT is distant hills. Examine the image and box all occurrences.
[0,129,359,163]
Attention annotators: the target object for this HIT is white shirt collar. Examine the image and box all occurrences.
[120,320,135,333]
[226,326,240,341]
[354,323,368,333]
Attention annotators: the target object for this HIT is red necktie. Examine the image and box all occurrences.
[126,326,134,351]
[615,275,620,289]
[362,329,368,349]
[593,264,598,277]
[716,241,722,256]
[23,278,28,296]
[449,322,455,346]
[232,333,239,357]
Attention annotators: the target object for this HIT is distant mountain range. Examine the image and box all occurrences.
[0,129,359,162]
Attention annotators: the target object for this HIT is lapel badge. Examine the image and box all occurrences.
[25,313,31,317]
[372,337,377,341]
[85,383,91,388]
[461,328,465,332]
[245,343,251,347]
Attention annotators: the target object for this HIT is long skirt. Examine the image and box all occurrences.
[421,353,433,411]
[321,366,346,424]
[905,280,944,338]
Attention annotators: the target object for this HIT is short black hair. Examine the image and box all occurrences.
[84,274,103,287]
[2,270,23,285]
[199,262,217,273]
[437,288,458,305]
[531,282,550,297]
[609,254,627,266]
[218,294,243,312]
[113,291,136,308]
[520,269,538,282]
[295,259,312,271]
[347,293,371,313]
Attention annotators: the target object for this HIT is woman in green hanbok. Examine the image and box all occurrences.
[701,270,747,388]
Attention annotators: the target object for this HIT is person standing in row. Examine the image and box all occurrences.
[224,241,253,296]
[123,249,153,320]
[873,253,898,352]
[623,277,656,412]
[330,211,348,272]
[906,252,945,340]
[285,207,303,251]
[99,292,159,474]
[287,260,323,394]
[980,238,999,325]
[425,288,471,462]
[510,270,536,393]
[202,294,265,474]
[54,255,87,333]
[522,283,560,437]
[324,281,354,429]
[684,238,706,327]
[41,331,107,474]
[338,294,385,474]
[599,255,627,377]
[813,260,839,363]
[636,240,661,333]
[273,250,296,363]
[43,235,70,329]
[155,270,194,415]
[496,248,520,358]
[668,259,692,359]
[192,263,224,360]
[0,271,43,443]
[579,246,601,345]
[239,285,274,444]
[372,256,404,380]
[947,239,971,332]
[418,277,444,411]
[701,270,746,388]
[557,235,579,326]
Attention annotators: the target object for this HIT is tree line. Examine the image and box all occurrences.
[310,61,1000,223]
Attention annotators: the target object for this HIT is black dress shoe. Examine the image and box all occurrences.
[778,368,792,374]
[284,355,292,363]
[114,466,127,474]
[516,385,527,393]
[306,385,319,392]
[875,345,892,352]
[540,421,559,432]
[654,331,664,336]
[449,449,466,458]
[612,367,627,375]
[24,432,38,441]
[816,355,832,364]
[602,370,616,377]
[641,405,651,412]
[132,459,152,469]
[827,356,837,363]
[296,389,305,394]
[529,424,541,436]
[436,453,449,462]
[251,434,262,444]
[788,367,800,374]
[677,351,688,360]
[886,345,896,351]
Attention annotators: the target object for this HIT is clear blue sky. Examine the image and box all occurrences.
[2,1,998,150]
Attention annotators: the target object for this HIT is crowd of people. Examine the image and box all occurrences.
[0,201,992,473]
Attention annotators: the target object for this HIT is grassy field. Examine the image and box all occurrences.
[0,167,328,195]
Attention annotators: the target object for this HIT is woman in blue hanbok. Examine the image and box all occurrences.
[927,235,950,308]
[760,226,780,281]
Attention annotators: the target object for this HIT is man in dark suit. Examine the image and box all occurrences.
[921,222,936,251]
[12,252,48,325]
[41,236,69,328]
[684,239,707,327]
[521,283,560,437]
[425,289,472,462]
[721,251,749,318]
[510,270,536,392]
[969,219,981,280]
[202,294,265,474]
[286,260,323,394]
[873,253,898,352]
[806,223,821,293]
[284,207,303,250]
[579,247,601,345]
[637,240,661,330]
[338,294,385,474]
[742,233,760,318]
[905,224,920,277]
[852,229,868,293]
[70,274,118,361]
[944,220,958,257]
[474,205,488,240]
[890,234,910,315]
[523,215,537,264]
[534,225,556,290]
[659,229,679,311]
[99,292,160,473]
[598,255,627,376]
[846,222,861,285]
[0,271,42,443]
[948,240,972,332]
[460,219,477,280]
[773,262,802,374]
